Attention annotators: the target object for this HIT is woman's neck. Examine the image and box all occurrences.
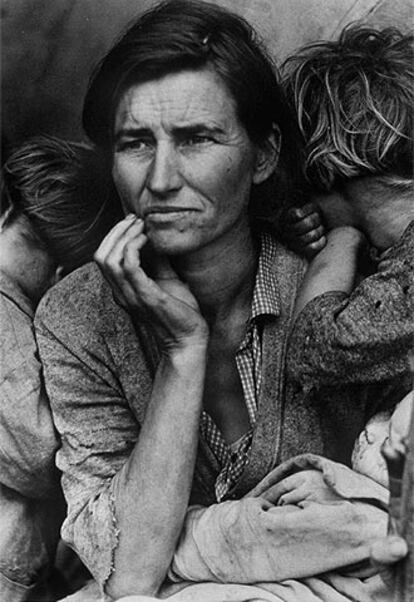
[171,226,259,325]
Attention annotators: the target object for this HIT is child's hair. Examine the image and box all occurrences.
[282,25,414,192]
[1,135,122,274]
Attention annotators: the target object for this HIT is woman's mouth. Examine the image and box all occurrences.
[144,207,196,222]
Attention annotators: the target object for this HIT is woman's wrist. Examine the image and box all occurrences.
[163,336,209,367]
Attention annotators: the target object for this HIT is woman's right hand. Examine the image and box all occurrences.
[94,214,209,353]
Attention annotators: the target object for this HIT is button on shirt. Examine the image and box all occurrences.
[199,234,280,501]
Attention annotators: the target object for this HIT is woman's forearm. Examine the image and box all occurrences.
[106,343,207,598]
[171,459,389,584]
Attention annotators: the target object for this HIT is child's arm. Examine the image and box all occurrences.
[293,226,365,320]
[287,221,414,386]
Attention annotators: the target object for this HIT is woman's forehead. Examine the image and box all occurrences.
[114,68,239,132]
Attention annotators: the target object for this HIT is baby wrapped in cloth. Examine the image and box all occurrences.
[161,395,413,601]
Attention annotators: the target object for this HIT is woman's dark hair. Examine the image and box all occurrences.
[1,135,122,274]
[82,0,306,232]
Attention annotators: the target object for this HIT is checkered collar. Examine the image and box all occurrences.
[250,233,280,321]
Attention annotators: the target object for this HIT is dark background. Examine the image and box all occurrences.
[2,0,413,154]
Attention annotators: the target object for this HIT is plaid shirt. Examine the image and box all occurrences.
[199,234,280,501]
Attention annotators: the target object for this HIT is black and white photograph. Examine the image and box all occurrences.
[1,1,413,600]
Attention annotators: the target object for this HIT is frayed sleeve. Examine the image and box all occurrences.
[35,304,140,589]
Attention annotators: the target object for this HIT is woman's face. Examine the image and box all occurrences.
[111,68,264,256]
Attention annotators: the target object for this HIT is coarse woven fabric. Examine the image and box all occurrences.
[34,235,410,589]
[287,220,414,387]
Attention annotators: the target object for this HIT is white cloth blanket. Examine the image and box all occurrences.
[165,454,391,601]
[62,454,392,602]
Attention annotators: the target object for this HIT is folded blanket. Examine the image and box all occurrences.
[248,453,389,504]
[61,455,392,602]
[169,454,389,588]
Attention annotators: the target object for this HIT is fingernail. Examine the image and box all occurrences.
[126,213,136,220]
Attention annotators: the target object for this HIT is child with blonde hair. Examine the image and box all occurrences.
[281,25,414,486]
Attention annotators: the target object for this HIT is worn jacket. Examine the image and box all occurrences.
[287,220,414,386]
[34,237,409,588]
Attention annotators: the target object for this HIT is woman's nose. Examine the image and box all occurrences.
[147,143,182,196]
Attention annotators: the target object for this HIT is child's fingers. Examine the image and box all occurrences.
[286,230,326,253]
[295,225,325,245]
[284,202,320,223]
[289,212,322,235]
[302,237,327,258]
[285,236,327,260]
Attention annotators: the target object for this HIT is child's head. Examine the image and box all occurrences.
[283,25,414,193]
[1,135,121,275]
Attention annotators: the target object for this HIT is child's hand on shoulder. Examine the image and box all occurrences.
[282,202,326,259]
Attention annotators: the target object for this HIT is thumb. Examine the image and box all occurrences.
[370,535,408,568]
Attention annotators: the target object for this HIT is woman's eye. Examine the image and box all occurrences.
[117,139,152,152]
[183,135,212,146]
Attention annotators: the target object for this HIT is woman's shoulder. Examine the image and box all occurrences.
[35,261,116,333]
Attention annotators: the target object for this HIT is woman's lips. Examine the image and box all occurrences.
[144,207,197,221]
[145,206,196,214]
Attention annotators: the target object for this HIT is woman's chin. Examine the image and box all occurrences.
[147,231,199,256]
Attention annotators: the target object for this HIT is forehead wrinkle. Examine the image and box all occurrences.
[115,71,239,135]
